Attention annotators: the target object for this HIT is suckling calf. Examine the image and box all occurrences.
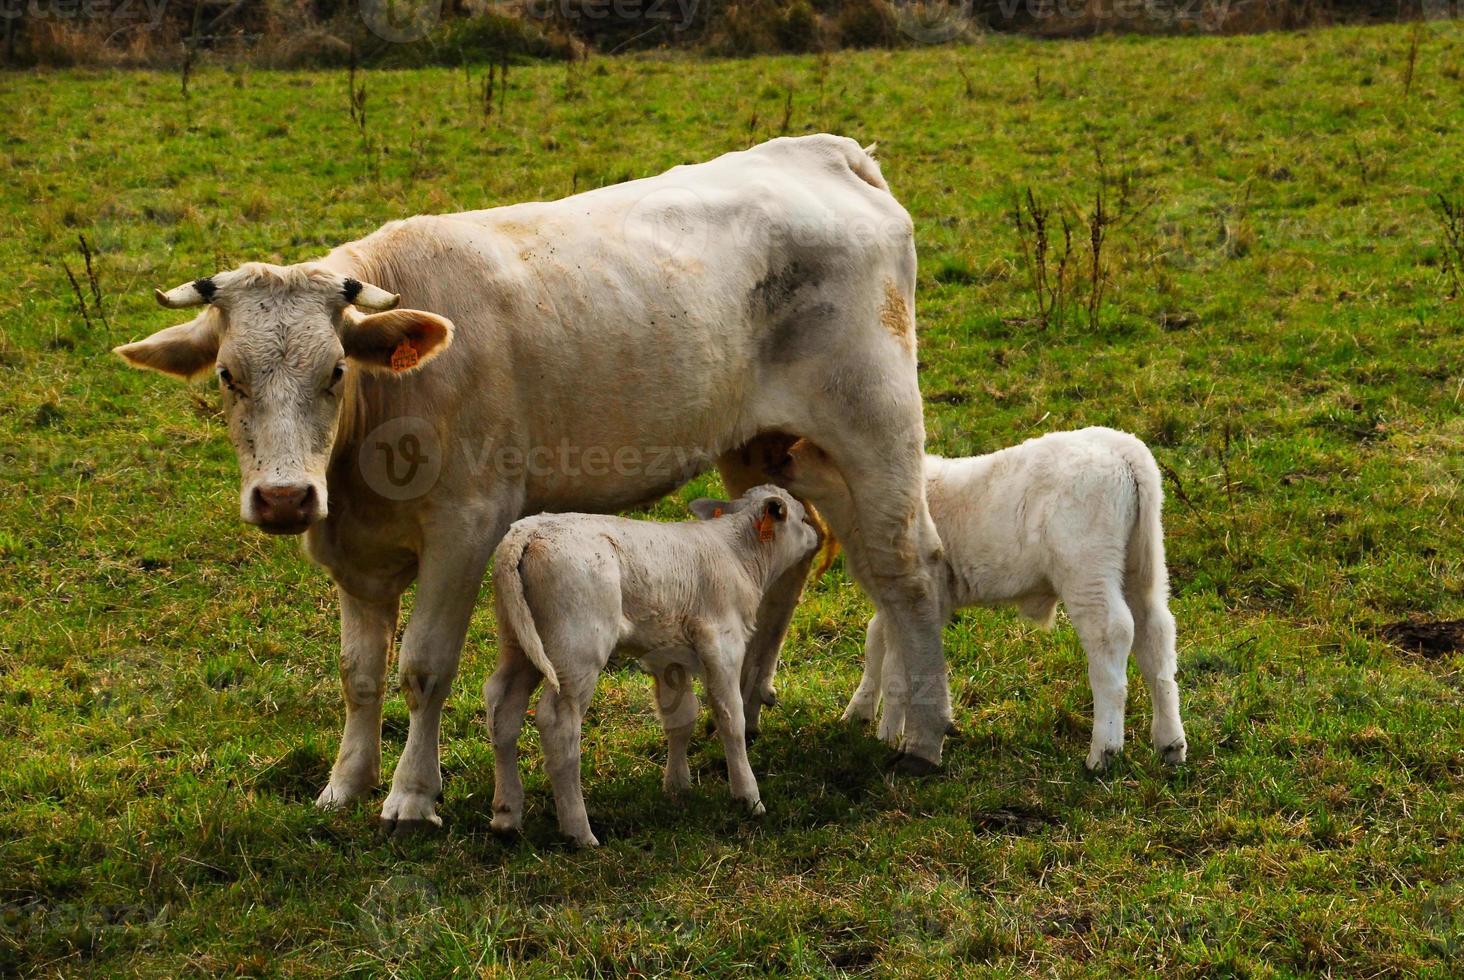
[777,428,1187,771]
[483,486,819,847]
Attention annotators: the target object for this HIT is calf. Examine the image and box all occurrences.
[777,428,1188,771]
[484,485,819,847]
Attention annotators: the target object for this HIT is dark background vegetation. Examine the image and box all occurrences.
[0,0,1455,67]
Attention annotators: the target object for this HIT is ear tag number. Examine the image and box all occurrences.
[757,514,776,542]
[391,340,420,372]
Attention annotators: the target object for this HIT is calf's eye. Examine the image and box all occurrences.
[218,366,235,390]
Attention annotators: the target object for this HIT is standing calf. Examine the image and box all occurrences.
[777,428,1188,771]
[484,486,819,847]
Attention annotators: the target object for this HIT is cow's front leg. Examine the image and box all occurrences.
[380,520,501,834]
[316,587,401,810]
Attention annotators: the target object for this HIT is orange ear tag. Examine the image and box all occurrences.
[390,339,420,372]
[713,508,724,518]
[756,514,776,542]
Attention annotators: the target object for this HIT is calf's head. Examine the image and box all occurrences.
[690,485,821,573]
[114,263,454,534]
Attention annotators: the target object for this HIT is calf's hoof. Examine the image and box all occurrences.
[1085,746,1121,773]
[1158,739,1188,766]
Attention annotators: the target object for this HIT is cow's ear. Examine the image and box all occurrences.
[689,498,732,521]
[113,313,220,379]
[343,308,454,374]
[764,497,788,522]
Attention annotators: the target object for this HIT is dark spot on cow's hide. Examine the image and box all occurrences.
[763,301,836,364]
[749,260,815,319]
[193,277,217,301]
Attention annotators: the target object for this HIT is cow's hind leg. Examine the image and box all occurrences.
[484,634,540,834]
[716,434,813,737]
[317,586,402,810]
[806,387,951,768]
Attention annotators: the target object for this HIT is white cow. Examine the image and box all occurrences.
[775,428,1188,771]
[485,485,819,847]
[113,135,953,832]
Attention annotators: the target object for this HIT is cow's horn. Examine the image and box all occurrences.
[342,277,400,311]
[154,277,218,309]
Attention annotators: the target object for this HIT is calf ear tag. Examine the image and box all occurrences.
[390,339,420,372]
[713,507,724,518]
[756,513,776,542]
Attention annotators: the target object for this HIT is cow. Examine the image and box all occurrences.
[113,134,953,833]
[774,430,1189,771]
[485,485,820,847]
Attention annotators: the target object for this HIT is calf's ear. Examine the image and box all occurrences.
[113,313,220,379]
[689,498,733,521]
[343,308,455,374]
[764,498,788,522]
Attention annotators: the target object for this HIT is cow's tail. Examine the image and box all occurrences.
[494,531,560,693]
[850,140,891,193]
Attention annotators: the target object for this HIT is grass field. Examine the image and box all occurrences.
[2,22,1463,976]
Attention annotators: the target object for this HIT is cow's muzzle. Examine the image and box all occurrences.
[249,483,321,534]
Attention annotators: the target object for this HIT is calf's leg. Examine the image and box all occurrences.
[1064,580,1135,771]
[1129,592,1187,764]
[651,662,700,794]
[537,663,604,847]
[696,632,764,814]
[483,634,540,834]
[842,613,886,725]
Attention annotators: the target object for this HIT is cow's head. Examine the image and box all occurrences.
[114,263,454,534]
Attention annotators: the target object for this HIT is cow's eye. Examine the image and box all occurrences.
[329,363,346,389]
[217,366,236,390]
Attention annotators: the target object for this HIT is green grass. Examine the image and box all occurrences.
[2,23,1463,976]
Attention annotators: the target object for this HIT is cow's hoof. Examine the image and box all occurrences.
[314,781,367,811]
[568,834,600,848]
[748,799,766,817]
[761,689,778,708]
[889,750,941,777]
[744,728,759,746]
[490,809,522,836]
[840,703,877,725]
[380,792,442,836]
[1158,739,1188,766]
[945,720,960,737]
[1085,747,1121,773]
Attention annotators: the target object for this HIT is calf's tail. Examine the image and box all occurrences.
[494,532,560,693]
[1118,437,1170,604]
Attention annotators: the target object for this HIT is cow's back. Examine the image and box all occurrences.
[323,135,915,514]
